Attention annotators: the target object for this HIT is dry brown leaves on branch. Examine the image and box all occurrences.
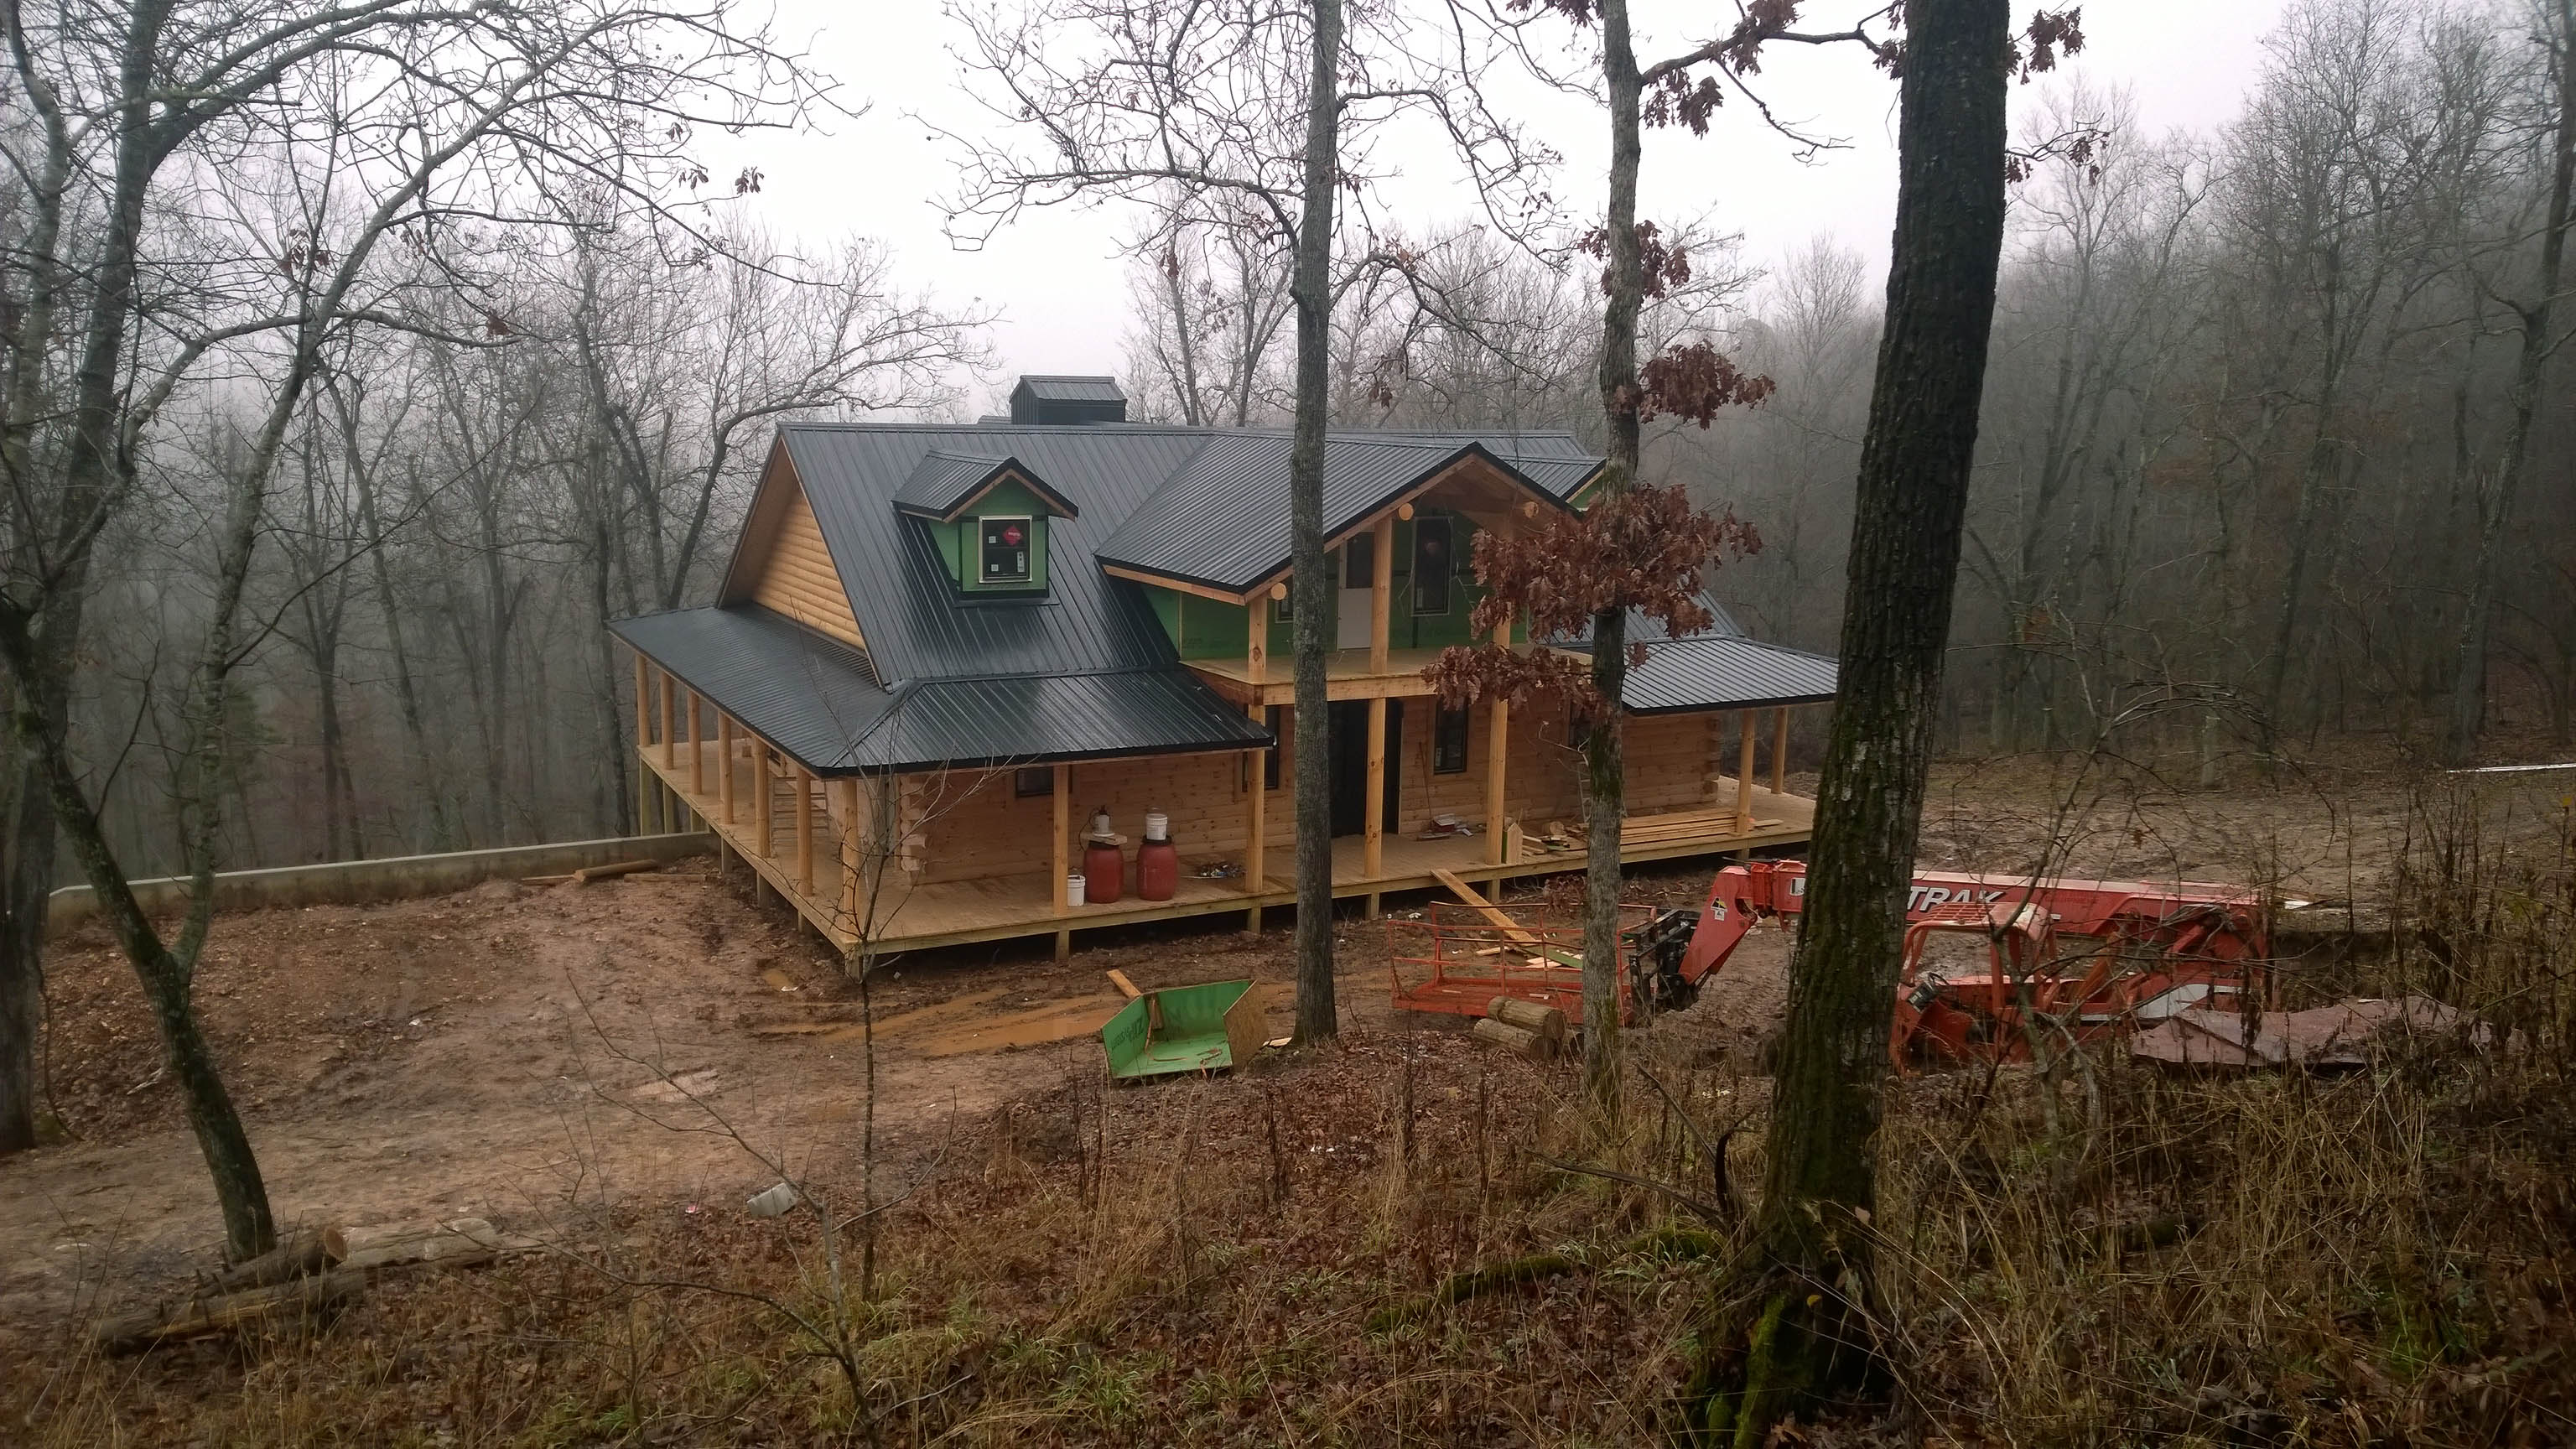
[1426,483,1760,714]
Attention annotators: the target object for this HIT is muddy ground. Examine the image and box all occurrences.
[2,752,2560,1327]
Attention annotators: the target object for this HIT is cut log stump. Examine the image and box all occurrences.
[1472,1016,1553,1058]
[1485,996,1567,1046]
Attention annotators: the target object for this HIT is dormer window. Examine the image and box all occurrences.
[895,449,1075,596]
[979,517,1033,584]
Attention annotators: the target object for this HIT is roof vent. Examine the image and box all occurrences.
[1009,375,1126,426]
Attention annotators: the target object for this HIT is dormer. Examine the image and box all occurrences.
[893,449,1078,595]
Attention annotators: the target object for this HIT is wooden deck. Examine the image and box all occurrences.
[636,740,1813,962]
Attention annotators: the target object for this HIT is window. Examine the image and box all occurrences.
[1342,531,1375,589]
[1265,706,1285,790]
[1411,517,1453,615]
[1014,766,1054,798]
[979,516,1032,584]
[1433,705,1469,774]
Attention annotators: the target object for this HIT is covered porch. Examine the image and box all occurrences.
[627,657,1818,962]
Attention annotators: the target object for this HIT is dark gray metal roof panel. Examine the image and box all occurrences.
[609,605,903,772]
[612,605,1270,774]
[1095,432,1602,591]
[1618,636,1841,713]
[781,425,1213,685]
[891,449,1010,515]
[854,670,1272,771]
[1015,375,1127,403]
[776,423,1597,684]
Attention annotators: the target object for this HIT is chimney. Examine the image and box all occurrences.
[1008,375,1127,426]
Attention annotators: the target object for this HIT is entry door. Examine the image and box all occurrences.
[1327,699,1404,837]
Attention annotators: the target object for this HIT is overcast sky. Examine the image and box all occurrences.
[726,2,2294,401]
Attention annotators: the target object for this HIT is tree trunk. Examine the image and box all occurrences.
[0,751,60,1155]
[1697,0,2012,1437]
[2447,0,2573,766]
[1291,0,1343,1042]
[1578,0,1648,1117]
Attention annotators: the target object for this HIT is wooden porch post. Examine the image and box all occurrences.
[718,714,737,824]
[1243,702,1266,935]
[1052,764,1072,916]
[1363,699,1386,916]
[686,690,704,797]
[1736,710,1758,836]
[1247,595,1269,684]
[1771,705,1789,797]
[1368,514,1393,673]
[1053,763,1073,961]
[755,741,775,858]
[632,655,652,834]
[658,668,676,771]
[795,766,816,895]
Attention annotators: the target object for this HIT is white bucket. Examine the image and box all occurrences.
[1067,872,1087,907]
[1145,810,1169,842]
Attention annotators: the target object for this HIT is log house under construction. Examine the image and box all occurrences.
[609,377,1838,963]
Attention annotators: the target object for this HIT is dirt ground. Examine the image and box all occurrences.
[3,750,2559,1327]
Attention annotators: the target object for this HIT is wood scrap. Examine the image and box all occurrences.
[572,858,661,885]
[202,1224,349,1295]
[96,1270,364,1355]
[340,1216,536,1273]
[1431,869,1544,949]
[1105,969,1142,1000]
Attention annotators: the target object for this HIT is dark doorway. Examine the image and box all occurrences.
[1327,699,1403,837]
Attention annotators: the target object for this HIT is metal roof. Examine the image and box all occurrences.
[1013,375,1127,403]
[1617,636,1841,713]
[610,604,1269,774]
[891,449,1078,522]
[1094,432,1600,592]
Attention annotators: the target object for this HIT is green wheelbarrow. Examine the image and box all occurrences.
[1098,978,1265,1082]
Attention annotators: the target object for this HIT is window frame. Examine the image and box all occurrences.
[1432,704,1469,775]
[1013,765,1054,798]
[977,514,1035,586]
[1342,530,1375,589]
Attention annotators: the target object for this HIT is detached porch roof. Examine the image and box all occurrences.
[610,604,1270,776]
[1615,636,1841,712]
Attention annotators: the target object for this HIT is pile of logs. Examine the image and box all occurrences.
[1472,995,1568,1058]
[94,1217,533,1355]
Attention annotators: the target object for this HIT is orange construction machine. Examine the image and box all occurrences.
[1389,860,2272,1067]
[1665,860,2272,1065]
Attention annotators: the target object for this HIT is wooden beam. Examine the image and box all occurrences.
[1431,868,1542,948]
[1052,762,1071,916]
[1243,712,1265,934]
[1369,514,1393,673]
[755,742,774,858]
[1737,711,1758,836]
[1099,564,1259,606]
[1363,696,1387,880]
[1396,501,1415,522]
[658,668,675,770]
[686,689,704,797]
[795,766,816,894]
[718,714,737,824]
[1247,594,1268,684]
[1772,705,1789,797]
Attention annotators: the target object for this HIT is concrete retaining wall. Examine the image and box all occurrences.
[45,831,714,935]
